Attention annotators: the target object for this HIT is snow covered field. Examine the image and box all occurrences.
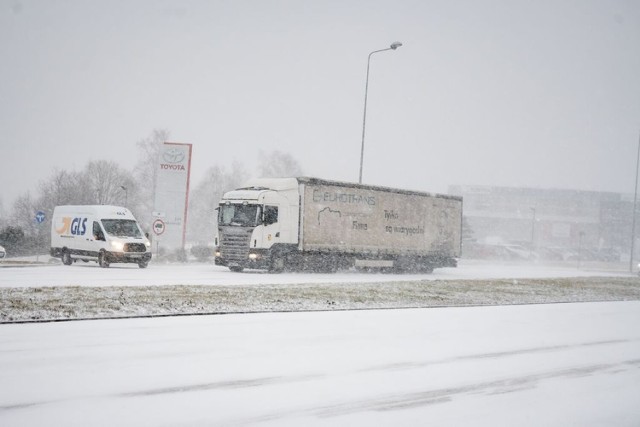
[1,260,638,322]
[0,260,638,425]
[0,301,639,426]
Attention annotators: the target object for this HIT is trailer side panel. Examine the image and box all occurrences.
[301,182,461,258]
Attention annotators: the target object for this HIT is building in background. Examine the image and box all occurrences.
[152,142,192,255]
[449,185,633,263]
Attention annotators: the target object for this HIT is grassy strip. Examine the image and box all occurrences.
[1,277,639,323]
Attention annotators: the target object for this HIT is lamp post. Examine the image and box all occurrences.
[120,185,128,207]
[359,41,403,184]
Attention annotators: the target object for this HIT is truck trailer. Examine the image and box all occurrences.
[214,177,462,273]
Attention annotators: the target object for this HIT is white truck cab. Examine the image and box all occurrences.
[50,205,152,268]
[215,178,299,272]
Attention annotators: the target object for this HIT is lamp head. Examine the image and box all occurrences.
[390,41,403,50]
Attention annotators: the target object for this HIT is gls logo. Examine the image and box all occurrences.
[55,217,87,236]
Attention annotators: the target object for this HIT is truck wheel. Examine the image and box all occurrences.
[62,251,72,266]
[229,266,244,272]
[98,251,110,268]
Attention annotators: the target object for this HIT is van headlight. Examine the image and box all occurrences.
[110,241,124,251]
[145,241,151,248]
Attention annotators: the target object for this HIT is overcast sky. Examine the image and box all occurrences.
[1,0,639,210]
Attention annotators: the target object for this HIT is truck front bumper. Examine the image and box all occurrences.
[107,251,152,264]
[215,249,270,269]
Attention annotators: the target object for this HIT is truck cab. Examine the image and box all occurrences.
[215,179,299,272]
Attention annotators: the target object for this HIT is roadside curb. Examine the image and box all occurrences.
[0,262,58,268]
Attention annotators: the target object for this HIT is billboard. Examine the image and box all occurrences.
[152,142,192,252]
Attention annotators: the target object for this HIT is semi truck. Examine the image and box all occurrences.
[214,177,462,273]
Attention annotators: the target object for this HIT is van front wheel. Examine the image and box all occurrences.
[138,261,148,269]
[62,251,72,266]
[98,252,110,268]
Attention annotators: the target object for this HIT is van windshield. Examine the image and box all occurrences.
[101,219,142,238]
[218,204,260,227]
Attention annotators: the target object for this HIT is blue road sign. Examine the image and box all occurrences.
[35,210,46,224]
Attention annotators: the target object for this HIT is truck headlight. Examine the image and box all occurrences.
[110,241,124,251]
[145,241,151,248]
[249,253,259,260]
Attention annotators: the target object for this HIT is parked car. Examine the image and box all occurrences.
[0,245,6,259]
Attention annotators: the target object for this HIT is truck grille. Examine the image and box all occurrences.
[220,228,252,262]
[125,243,147,253]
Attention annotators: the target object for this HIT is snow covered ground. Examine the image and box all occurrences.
[0,258,632,288]
[0,301,639,426]
[1,260,638,322]
[0,260,638,425]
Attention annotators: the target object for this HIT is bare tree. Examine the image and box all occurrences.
[6,192,49,255]
[38,169,92,209]
[258,150,303,178]
[9,193,37,233]
[84,160,135,205]
[0,198,9,235]
[187,161,248,243]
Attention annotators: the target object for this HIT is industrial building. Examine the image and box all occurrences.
[449,185,634,263]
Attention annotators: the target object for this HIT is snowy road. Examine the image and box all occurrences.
[0,259,630,288]
[1,302,639,426]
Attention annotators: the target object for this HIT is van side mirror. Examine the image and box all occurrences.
[145,232,149,238]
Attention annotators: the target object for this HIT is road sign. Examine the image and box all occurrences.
[152,219,166,235]
[34,210,46,224]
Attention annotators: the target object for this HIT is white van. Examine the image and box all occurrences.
[51,205,152,268]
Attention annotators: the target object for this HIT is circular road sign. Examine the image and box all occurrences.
[152,219,166,236]
[34,210,46,224]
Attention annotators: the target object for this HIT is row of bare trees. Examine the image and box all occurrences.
[0,129,303,256]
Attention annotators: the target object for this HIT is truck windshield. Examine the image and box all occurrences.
[219,204,260,227]
[101,219,143,238]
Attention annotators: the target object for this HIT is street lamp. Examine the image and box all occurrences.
[359,41,403,184]
[120,185,128,207]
